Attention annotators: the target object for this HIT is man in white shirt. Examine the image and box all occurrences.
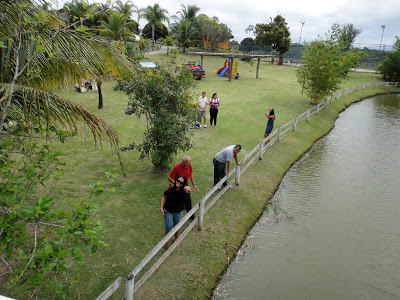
[213,144,241,187]
[196,92,208,128]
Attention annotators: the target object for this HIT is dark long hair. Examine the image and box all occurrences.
[174,175,187,189]
[270,109,275,116]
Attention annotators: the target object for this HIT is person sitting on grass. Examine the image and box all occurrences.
[160,175,189,250]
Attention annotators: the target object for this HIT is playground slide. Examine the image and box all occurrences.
[217,67,224,74]
[219,67,229,77]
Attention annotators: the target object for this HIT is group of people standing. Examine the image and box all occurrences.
[160,96,276,250]
[196,92,220,128]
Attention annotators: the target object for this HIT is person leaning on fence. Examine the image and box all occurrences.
[168,155,199,220]
[264,108,275,146]
[160,175,189,250]
[213,145,241,188]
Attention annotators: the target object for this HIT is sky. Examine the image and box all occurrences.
[54,0,399,49]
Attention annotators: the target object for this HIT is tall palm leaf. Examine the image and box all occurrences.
[113,0,135,19]
[143,3,169,48]
[0,0,133,149]
[98,11,133,41]
[171,4,200,24]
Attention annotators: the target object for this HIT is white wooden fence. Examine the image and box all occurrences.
[96,81,398,300]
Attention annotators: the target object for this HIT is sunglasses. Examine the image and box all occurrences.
[176,180,184,185]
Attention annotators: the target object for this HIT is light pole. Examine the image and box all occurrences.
[299,21,305,45]
[379,25,385,51]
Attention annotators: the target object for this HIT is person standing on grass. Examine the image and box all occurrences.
[168,155,199,220]
[209,93,220,127]
[196,91,208,128]
[264,108,275,146]
[160,175,189,250]
[213,145,241,187]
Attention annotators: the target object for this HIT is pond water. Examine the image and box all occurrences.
[214,94,400,300]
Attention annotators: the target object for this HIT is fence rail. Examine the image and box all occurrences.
[96,81,398,300]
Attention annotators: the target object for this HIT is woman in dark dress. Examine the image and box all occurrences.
[264,108,275,146]
[160,175,188,249]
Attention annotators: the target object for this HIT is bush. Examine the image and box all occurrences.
[377,49,400,82]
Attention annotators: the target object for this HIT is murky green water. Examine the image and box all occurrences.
[214,94,400,300]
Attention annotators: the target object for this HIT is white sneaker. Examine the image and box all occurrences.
[204,125,207,128]
[200,125,202,128]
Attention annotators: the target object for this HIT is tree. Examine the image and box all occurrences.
[142,21,168,41]
[171,4,200,24]
[0,1,133,295]
[393,36,400,51]
[253,15,291,64]
[172,19,199,52]
[0,133,115,298]
[112,0,139,33]
[296,40,363,104]
[241,37,255,46]
[377,47,400,82]
[330,23,362,51]
[197,15,232,49]
[161,35,177,55]
[0,0,132,143]
[143,3,169,49]
[98,11,134,41]
[119,65,198,169]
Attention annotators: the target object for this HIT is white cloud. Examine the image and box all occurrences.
[54,0,399,46]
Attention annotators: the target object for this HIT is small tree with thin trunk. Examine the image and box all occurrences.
[296,40,364,104]
[120,65,198,169]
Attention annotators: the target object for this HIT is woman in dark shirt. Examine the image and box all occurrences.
[160,175,188,249]
[264,108,275,146]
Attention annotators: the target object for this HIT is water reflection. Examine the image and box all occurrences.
[214,94,400,300]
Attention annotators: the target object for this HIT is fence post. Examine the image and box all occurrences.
[235,164,241,185]
[386,81,389,87]
[293,116,298,131]
[258,140,264,160]
[198,199,204,231]
[277,126,282,142]
[306,109,310,122]
[317,103,320,115]
[125,274,134,300]
[395,82,398,87]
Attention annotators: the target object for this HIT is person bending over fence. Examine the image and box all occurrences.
[160,175,189,250]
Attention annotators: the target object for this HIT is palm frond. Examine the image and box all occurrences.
[1,83,119,149]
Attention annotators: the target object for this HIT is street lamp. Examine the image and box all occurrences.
[379,25,385,51]
[299,21,305,45]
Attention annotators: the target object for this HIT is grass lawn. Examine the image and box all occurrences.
[5,52,398,299]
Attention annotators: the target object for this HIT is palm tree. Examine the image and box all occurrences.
[143,3,169,49]
[173,20,199,53]
[98,11,133,41]
[0,0,133,149]
[172,4,200,24]
[113,0,134,18]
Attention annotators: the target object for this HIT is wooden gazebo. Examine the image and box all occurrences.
[187,52,274,81]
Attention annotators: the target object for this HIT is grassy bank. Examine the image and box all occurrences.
[4,52,398,299]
